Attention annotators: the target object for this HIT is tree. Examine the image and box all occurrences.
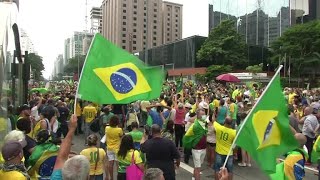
[270,20,320,79]
[246,63,263,74]
[28,53,45,80]
[204,65,233,82]
[197,20,247,69]
[63,55,86,75]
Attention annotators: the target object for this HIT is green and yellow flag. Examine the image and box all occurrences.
[77,34,165,104]
[236,72,298,174]
[183,119,207,149]
[312,135,320,163]
[176,74,183,95]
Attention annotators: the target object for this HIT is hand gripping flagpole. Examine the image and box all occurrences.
[221,65,283,169]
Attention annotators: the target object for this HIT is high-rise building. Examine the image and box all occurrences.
[90,7,102,33]
[64,38,71,65]
[20,29,35,53]
[53,54,64,77]
[101,0,182,53]
[162,1,183,44]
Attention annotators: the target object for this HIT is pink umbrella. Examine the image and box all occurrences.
[216,74,240,82]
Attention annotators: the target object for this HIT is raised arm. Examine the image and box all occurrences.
[53,114,77,170]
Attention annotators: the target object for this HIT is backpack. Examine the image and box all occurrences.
[90,117,100,133]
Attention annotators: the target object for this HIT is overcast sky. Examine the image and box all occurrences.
[19,0,209,78]
[18,0,305,78]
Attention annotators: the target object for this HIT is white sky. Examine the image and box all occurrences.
[18,0,307,79]
[19,0,209,79]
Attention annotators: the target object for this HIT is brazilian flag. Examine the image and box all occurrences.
[183,119,207,149]
[77,34,165,104]
[236,72,299,174]
[176,74,183,95]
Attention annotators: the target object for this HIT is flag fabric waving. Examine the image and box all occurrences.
[176,74,183,95]
[77,33,165,104]
[236,69,299,174]
[183,119,207,149]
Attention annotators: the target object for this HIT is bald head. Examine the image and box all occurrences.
[294,133,307,147]
[224,117,233,126]
[304,106,313,115]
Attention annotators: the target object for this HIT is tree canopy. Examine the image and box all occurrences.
[270,20,320,78]
[197,20,247,69]
[246,63,263,74]
[63,55,86,75]
[28,53,45,80]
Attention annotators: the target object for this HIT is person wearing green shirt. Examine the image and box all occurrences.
[128,122,143,150]
[312,135,320,180]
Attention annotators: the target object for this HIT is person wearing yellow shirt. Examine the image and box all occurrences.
[80,134,108,180]
[288,90,297,105]
[213,118,236,180]
[83,102,98,145]
[105,116,124,180]
[75,100,84,135]
[0,141,28,180]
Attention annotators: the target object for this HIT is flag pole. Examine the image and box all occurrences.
[73,33,97,115]
[222,65,283,169]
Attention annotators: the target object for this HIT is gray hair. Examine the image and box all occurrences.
[62,155,90,180]
[4,130,27,147]
[144,168,163,180]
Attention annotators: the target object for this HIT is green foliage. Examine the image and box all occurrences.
[205,65,233,82]
[195,73,206,83]
[197,20,247,68]
[28,53,45,80]
[270,20,320,77]
[246,63,263,73]
[63,55,86,74]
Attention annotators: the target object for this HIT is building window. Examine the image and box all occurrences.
[167,33,170,36]
[123,9,126,13]
[144,24,146,28]
[176,14,178,17]
[123,28,126,31]
[175,29,178,32]
[133,17,137,21]
[143,36,146,39]
[144,30,146,33]
[123,4,126,7]
[123,16,126,19]
[144,19,146,22]
[153,31,156,35]
[133,23,137,26]
[133,29,137,32]
[134,0,137,3]
[133,46,136,50]
[167,23,170,26]
[122,46,126,49]
[122,34,126,37]
[134,5,137,9]
[167,28,170,31]
[134,11,137,15]
[144,7,146,10]
[122,40,126,43]
[153,43,156,46]
[153,26,157,29]
[153,20,157,23]
[133,41,136,44]
[153,37,157,40]
[167,38,170,41]
[154,9,157,12]
[154,3,157,6]
[176,34,178,37]
[175,19,178,22]
[143,42,146,45]
[123,22,126,25]
[154,14,157,18]
[176,8,179,13]
[133,35,137,38]
[168,13,170,16]
[175,24,178,27]
[144,13,147,16]
[167,18,170,21]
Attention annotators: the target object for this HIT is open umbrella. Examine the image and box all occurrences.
[30,88,49,94]
[216,74,240,83]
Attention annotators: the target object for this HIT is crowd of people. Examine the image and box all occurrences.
[1,80,320,180]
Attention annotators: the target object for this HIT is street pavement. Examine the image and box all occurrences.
[70,133,317,180]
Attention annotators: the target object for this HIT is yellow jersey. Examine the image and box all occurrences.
[105,126,123,152]
[80,147,106,175]
[213,99,220,109]
[214,121,236,155]
[288,93,296,105]
[0,170,27,180]
[83,105,97,123]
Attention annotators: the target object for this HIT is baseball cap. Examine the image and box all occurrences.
[1,141,23,161]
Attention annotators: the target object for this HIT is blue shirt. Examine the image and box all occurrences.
[149,110,163,128]
[50,169,62,180]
